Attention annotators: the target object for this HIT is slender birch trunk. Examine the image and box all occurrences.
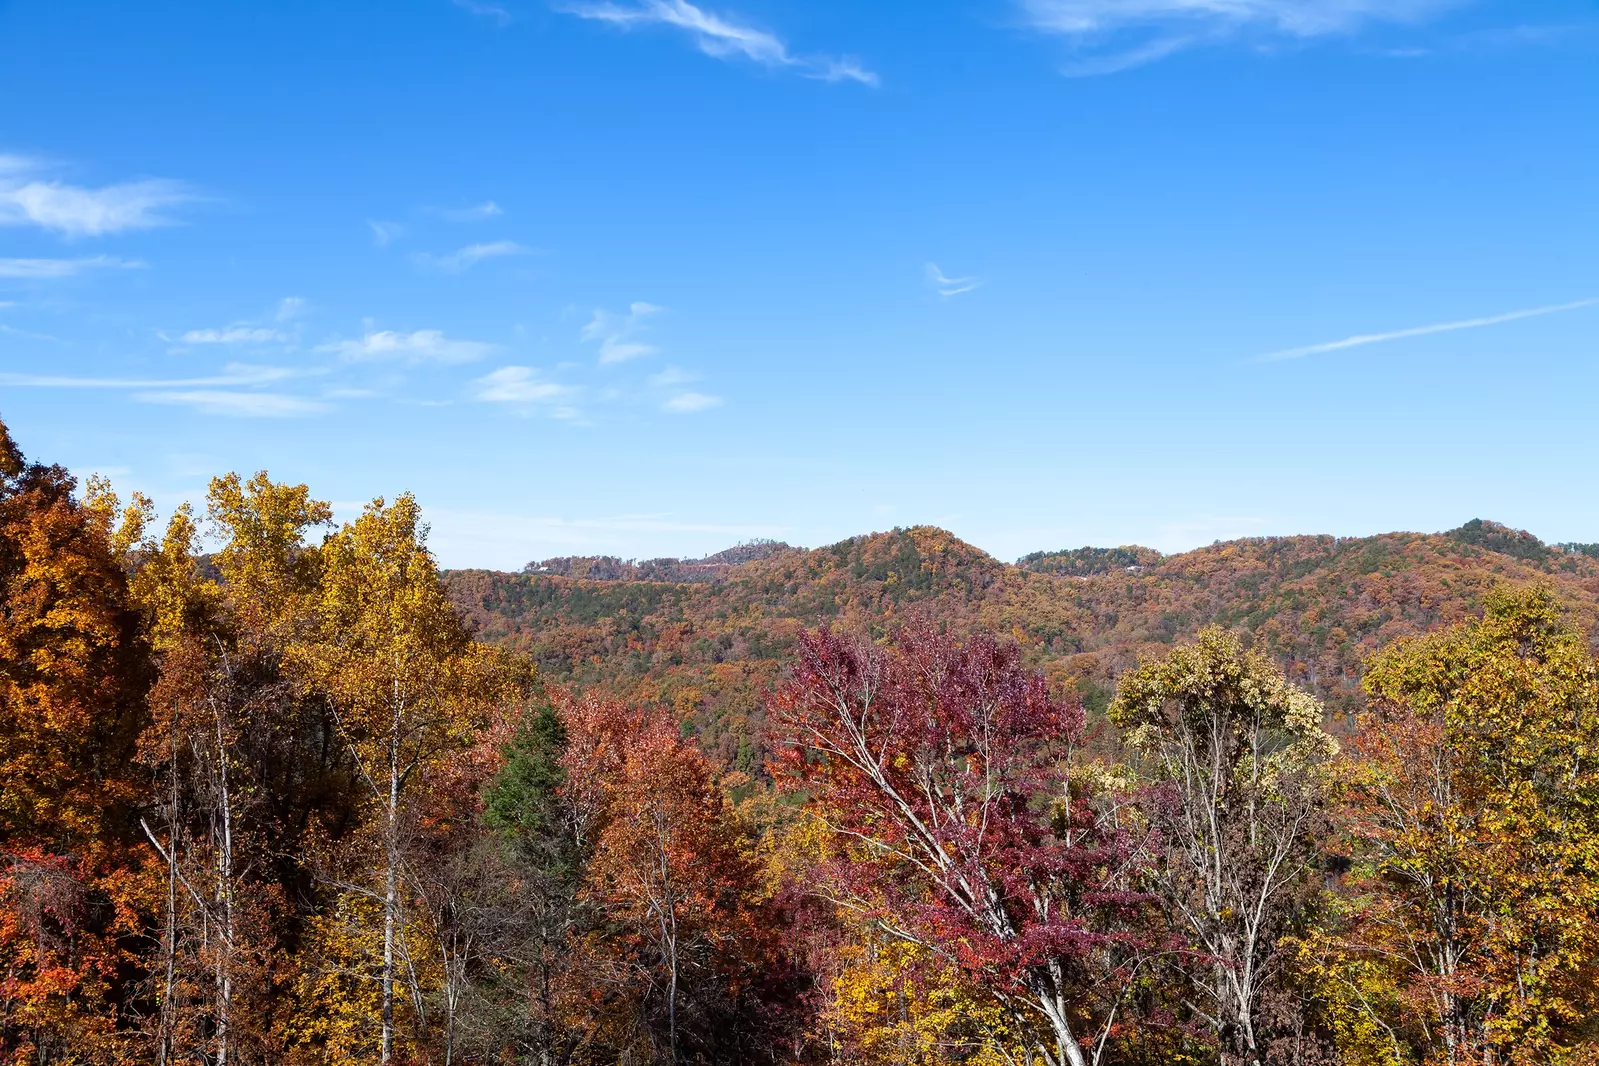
[380,683,403,1066]
[156,722,179,1066]
[213,700,235,1066]
[649,808,680,1064]
[1028,968,1088,1066]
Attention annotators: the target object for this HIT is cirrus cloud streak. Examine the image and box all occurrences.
[320,329,496,364]
[133,391,329,418]
[0,255,146,279]
[562,0,878,84]
[1258,296,1599,362]
[0,364,295,389]
[1020,0,1465,73]
[411,240,529,273]
[180,326,290,345]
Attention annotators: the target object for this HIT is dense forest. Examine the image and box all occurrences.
[6,414,1599,1066]
[444,521,1599,770]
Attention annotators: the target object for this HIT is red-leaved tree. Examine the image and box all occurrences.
[770,625,1155,1066]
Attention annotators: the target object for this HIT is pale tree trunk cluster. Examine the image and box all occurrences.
[379,678,405,1066]
[140,656,248,1066]
[327,667,428,1066]
[1362,717,1475,1063]
[646,807,682,1064]
[1110,627,1334,1066]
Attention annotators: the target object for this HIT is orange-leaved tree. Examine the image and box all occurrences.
[130,473,336,1066]
[562,692,797,1064]
[0,418,153,1064]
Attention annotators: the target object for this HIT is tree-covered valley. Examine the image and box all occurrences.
[6,416,1599,1066]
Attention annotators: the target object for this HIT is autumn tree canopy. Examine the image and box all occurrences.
[4,410,1599,1066]
[1339,586,1599,1065]
[772,625,1156,1066]
[1111,627,1337,1066]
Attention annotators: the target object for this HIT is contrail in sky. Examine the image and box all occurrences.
[1258,296,1599,362]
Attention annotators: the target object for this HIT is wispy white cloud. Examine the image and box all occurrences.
[180,326,290,345]
[1022,0,1455,37]
[1020,0,1463,73]
[0,157,193,236]
[583,301,662,364]
[474,366,576,404]
[455,0,513,23]
[412,239,528,272]
[0,255,146,279]
[0,364,296,389]
[133,391,330,418]
[817,57,878,84]
[649,365,694,386]
[368,219,405,247]
[1060,34,1196,75]
[1258,296,1599,362]
[662,390,722,413]
[562,0,878,84]
[438,200,504,221]
[1,360,322,417]
[926,262,981,297]
[320,329,496,364]
[1444,22,1585,52]
[0,324,63,343]
[277,296,307,321]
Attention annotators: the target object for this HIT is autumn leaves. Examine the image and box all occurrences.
[1330,589,1599,1062]
[772,598,1599,1065]
[4,409,1599,1066]
[0,423,800,1065]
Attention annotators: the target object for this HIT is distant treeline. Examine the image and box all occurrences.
[525,538,796,582]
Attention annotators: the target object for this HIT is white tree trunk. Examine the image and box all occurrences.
[214,704,235,1066]
[381,712,400,1066]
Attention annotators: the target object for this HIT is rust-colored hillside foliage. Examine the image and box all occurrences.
[445,523,1599,764]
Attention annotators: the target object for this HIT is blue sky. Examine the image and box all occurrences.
[1,0,1596,568]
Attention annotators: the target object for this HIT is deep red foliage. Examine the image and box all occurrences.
[770,625,1153,1066]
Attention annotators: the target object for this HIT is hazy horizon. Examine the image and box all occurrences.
[445,514,1578,574]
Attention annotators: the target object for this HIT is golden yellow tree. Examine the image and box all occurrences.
[293,493,509,1065]
[1343,586,1599,1064]
[1111,627,1336,1066]
[131,473,332,1066]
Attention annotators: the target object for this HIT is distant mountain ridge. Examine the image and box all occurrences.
[524,539,798,583]
[520,520,1599,583]
[444,520,1599,772]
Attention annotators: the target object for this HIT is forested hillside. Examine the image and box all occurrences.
[8,406,1599,1066]
[445,521,1599,766]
